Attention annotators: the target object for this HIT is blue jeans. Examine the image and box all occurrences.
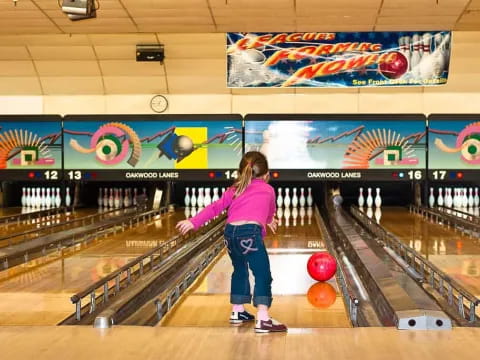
[223,223,273,307]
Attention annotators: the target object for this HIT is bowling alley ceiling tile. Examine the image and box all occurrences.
[40,76,104,94]
[0,0,480,33]
[103,75,168,94]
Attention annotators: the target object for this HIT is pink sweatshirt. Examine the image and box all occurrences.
[189,179,276,236]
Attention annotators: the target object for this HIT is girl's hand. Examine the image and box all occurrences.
[267,218,278,234]
[176,220,194,235]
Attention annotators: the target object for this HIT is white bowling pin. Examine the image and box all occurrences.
[204,188,212,207]
[299,206,306,226]
[113,188,120,208]
[292,188,298,208]
[292,207,298,226]
[108,188,114,208]
[21,187,26,207]
[65,187,72,207]
[306,187,313,207]
[366,188,373,208]
[468,188,474,208]
[445,188,453,208]
[462,188,468,208]
[284,207,291,227]
[437,188,444,207]
[191,207,197,217]
[307,206,312,225]
[40,188,46,208]
[98,188,103,207]
[299,187,306,207]
[212,188,220,202]
[284,188,291,208]
[429,187,435,208]
[474,187,479,207]
[26,188,31,208]
[375,207,382,223]
[124,189,131,208]
[374,188,382,208]
[55,187,61,208]
[133,188,138,206]
[197,188,204,208]
[45,188,51,208]
[35,188,41,208]
[276,188,283,208]
[190,187,197,207]
[184,187,190,207]
[277,207,283,226]
[367,207,373,219]
[358,187,365,208]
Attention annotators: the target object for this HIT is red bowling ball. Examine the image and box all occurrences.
[307,252,337,282]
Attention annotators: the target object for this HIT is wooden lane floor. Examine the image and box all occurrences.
[378,207,480,298]
[0,207,24,217]
[0,208,101,247]
[161,209,351,329]
[0,209,186,325]
[1,326,479,360]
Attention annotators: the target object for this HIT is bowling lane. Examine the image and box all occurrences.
[0,208,101,247]
[378,207,480,298]
[0,209,185,325]
[161,208,351,329]
[0,207,25,217]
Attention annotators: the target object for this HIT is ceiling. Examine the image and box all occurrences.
[1,0,480,34]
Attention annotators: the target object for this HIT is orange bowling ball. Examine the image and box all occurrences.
[307,282,337,309]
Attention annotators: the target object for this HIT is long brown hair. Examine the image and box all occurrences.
[233,151,269,197]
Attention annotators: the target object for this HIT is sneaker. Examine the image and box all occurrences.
[254,318,288,333]
[229,311,255,324]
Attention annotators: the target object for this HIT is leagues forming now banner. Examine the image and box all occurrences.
[226,32,451,88]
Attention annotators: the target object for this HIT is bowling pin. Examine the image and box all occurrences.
[124,189,131,208]
[292,188,298,208]
[40,188,46,208]
[307,206,312,225]
[299,187,306,207]
[190,187,197,207]
[374,187,382,208]
[284,188,291,208]
[276,188,283,208]
[445,188,453,208]
[21,187,26,207]
[197,188,204,208]
[292,207,298,226]
[468,188,474,208]
[358,187,365,208]
[306,187,313,207]
[108,188,114,208]
[367,207,373,219]
[204,188,212,207]
[212,188,220,203]
[45,188,51,209]
[65,187,72,207]
[114,188,120,209]
[429,187,435,208]
[299,206,306,226]
[191,207,197,217]
[437,188,444,207]
[26,188,31,208]
[55,187,61,208]
[403,35,412,71]
[103,188,109,208]
[462,188,468,208]
[411,34,422,75]
[474,187,479,207]
[133,188,138,206]
[277,207,283,226]
[366,188,373,208]
[375,207,382,223]
[35,188,41,208]
[184,187,190,207]
[284,207,291,227]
